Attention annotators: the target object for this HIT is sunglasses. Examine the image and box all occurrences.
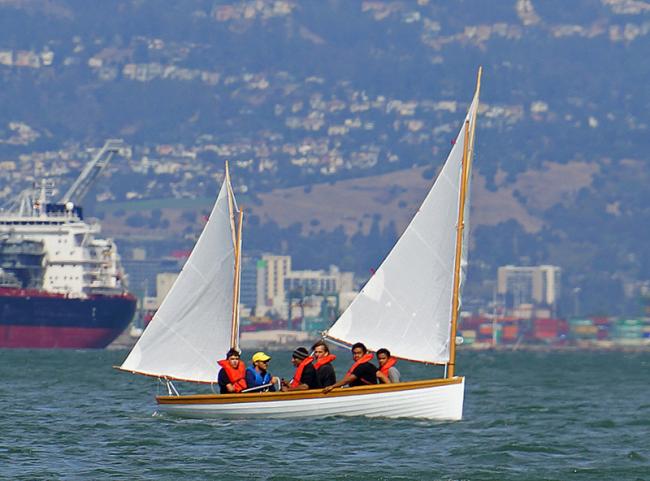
[257,360,269,364]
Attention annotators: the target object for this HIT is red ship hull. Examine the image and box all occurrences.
[0,287,137,349]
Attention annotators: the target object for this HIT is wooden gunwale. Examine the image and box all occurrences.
[156,376,463,405]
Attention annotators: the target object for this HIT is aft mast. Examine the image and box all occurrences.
[447,67,482,378]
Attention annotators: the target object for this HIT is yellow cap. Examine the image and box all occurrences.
[252,351,271,363]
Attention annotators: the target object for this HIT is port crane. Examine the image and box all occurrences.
[1,139,125,215]
[59,138,125,205]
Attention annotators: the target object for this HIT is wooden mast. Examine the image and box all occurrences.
[224,161,238,249]
[447,68,482,379]
[224,161,242,350]
[447,120,470,379]
[230,208,244,350]
[466,66,482,183]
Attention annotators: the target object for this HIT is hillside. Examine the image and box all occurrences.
[1,0,649,315]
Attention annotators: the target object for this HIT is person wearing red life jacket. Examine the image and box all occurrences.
[376,348,401,383]
[281,347,319,391]
[323,342,387,393]
[217,348,247,393]
[311,340,336,388]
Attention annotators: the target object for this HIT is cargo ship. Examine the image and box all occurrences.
[0,141,136,348]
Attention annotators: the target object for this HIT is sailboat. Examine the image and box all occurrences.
[118,69,482,420]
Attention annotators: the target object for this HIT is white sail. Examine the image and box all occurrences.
[326,95,479,364]
[459,94,479,306]
[121,180,236,383]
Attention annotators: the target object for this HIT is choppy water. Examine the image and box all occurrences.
[1,348,649,480]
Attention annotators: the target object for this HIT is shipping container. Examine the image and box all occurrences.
[460,329,477,339]
[532,318,561,340]
[568,318,598,340]
[569,318,594,327]
[591,316,611,326]
[478,323,493,336]
[459,329,476,345]
[534,318,559,329]
[597,325,609,340]
[502,324,518,342]
[461,317,489,330]
[613,319,644,338]
[534,328,558,339]
[643,326,650,339]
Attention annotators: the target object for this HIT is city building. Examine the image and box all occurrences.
[240,254,259,309]
[497,265,561,315]
[255,254,291,313]
[253,254,356,320]
[156,272,178,308]
[122,257,183,300]
[126,249,356,331]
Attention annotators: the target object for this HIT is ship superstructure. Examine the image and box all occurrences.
[0,182,127,296]
[0,140,136,348]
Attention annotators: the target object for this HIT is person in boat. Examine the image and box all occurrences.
[217,348,247,394]
[245,351,280,392]
[323,342,387,393]
[281,347,319,391]
[311,340,336,388]
[376,348,401,383]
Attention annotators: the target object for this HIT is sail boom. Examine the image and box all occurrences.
[113,366,218,384]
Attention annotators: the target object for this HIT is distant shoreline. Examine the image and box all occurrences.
[462,341,650,353]
[108,328,650,353]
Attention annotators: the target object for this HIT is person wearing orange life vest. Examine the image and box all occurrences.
[376,348,401,383]
[311,340,336,388]
[217,348,247,394]
[281,347,319,391]
[322,342,388,393]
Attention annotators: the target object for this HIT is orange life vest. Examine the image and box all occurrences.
[290,356,314,388]
[379,357,398,377]
[217,359,247,392]
[346,352,374,377]
[313,354,336,370]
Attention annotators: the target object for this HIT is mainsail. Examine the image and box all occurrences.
[120,179,237,383]
[325,93,480,364]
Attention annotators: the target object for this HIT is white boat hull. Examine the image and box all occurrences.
[156,377,465,421]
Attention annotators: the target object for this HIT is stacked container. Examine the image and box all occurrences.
[533,318,560,341]
[501,323,519,343]
[459,329,476,345]
[612,319,644,342]
[569,318,598,341]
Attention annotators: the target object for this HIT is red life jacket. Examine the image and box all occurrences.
[313,354,336,370]
[290,356,314,388]
[379,357,398,377]
[346,353,374,377]
[217,359,247,392]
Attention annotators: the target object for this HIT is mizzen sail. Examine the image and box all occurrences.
[325,92,480,364]
[120,179,237,383]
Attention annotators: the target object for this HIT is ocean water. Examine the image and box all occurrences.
[0,348,648,480]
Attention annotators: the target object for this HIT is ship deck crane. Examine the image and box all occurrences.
[59,139,125,205]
